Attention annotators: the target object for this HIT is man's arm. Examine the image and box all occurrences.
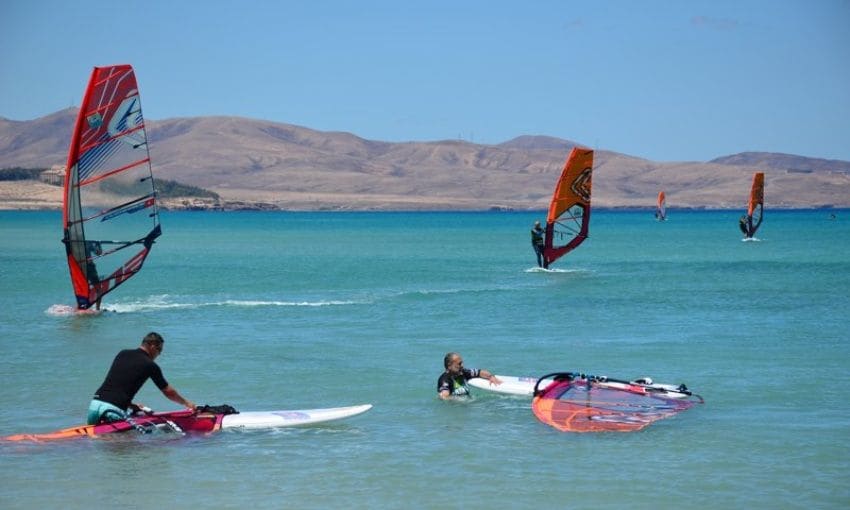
[477,370,502,385]
[161,385,196,410]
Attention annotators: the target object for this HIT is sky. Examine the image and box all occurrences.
[2,0,849,162]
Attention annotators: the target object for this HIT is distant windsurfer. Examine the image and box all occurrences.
[531,221,547,268]
[738,215,750,236]
[438,352,501,399]
[86,332,196,424]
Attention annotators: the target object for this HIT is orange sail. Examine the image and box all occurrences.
[740,172,764,238]
[543,148,593,267]
[748,173,764,217]
[655,191,667,221]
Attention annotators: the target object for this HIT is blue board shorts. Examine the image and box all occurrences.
[87,399,127,425]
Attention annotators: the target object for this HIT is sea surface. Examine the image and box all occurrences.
[0,209,848,509]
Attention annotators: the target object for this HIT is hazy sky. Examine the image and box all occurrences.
[2,0,848,162]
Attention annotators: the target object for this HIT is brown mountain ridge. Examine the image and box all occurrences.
[1,108,848,210]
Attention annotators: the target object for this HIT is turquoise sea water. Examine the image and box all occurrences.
[0,209,848,509]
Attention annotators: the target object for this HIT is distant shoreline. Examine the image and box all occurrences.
[2,177,844,212]
[2,204,844,213]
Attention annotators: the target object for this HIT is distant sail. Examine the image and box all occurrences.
[62,65,161,309]
[532,373,702,433]
[543,148,593,267]
[739,172,764,238]
[655,191,667,221]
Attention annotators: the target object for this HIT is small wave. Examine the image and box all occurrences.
[105,297,365,313]
[45,304,103,316]
[524,267,589,274]
[396,283,537,299]
[219,299,363,307]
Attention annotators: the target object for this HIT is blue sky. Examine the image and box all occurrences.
[2,0,848,162]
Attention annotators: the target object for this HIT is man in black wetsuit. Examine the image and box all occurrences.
[531,220,547,268]
[86,332,196,425]
[438,352,501,399]
[739,215,749,236]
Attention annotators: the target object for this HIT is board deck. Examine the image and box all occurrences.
[221,404,373,429]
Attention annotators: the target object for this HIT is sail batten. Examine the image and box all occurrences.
[543,148,593,267]
[62,65,160,309]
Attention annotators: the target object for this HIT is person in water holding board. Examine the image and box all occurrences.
[438,352,501,399]
[86,332,196,424]
[531,220,547,268]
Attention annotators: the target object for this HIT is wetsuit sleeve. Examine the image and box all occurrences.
[463,368,481,380]
[149,363,169,390]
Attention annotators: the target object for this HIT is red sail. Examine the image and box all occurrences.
[62,65,161,309]
[532,374,701,433]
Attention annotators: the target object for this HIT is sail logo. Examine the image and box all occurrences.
[107,93,147,149]
[86,112,103,129]
[570,167,592,202]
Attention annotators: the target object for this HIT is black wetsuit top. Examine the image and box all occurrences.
[93,348,169,410]
[531,226,545,247]
[437,368,481,397]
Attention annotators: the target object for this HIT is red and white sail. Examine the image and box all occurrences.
[62,65,161,309]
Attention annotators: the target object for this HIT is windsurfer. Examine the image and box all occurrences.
[438,352,501,399]
[738,215,749,236]
[81,241,103,310]
[86,332,196,425]
[531,221,547,268]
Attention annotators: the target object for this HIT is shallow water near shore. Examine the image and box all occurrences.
[1,209,848,509]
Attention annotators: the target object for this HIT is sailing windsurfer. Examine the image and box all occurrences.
[531,221,547,268]
[438,352,501,399]
[84,241,103,310]
[739,215,749,236]
[86,332,196,424]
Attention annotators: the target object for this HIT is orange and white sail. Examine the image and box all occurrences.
[543,148,593,267]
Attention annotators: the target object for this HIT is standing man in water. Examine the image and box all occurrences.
[531,220,547,268]
[86,332,196,424]
[438,352,501,399]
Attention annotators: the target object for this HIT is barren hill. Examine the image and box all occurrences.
[1,108,848,210]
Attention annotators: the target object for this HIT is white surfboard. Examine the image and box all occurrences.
[468,375,538,396]
[220,404,372,429]
[469,375,694,399]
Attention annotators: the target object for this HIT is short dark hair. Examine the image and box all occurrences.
[443,352,459,369]
[142,332,164,346]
